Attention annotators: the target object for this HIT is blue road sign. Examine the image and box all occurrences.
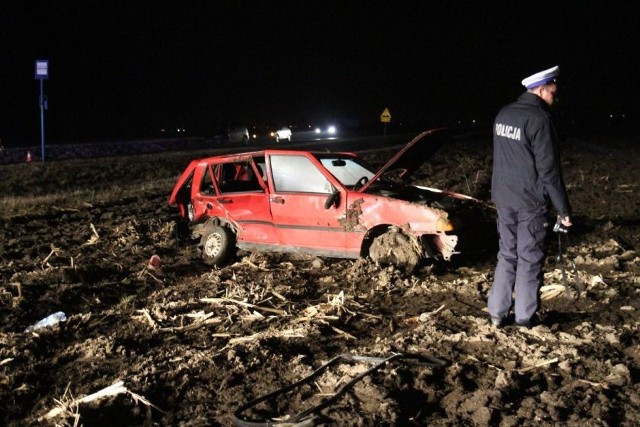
[35,59,49,80]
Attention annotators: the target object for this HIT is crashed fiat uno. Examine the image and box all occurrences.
[169,129,480,269]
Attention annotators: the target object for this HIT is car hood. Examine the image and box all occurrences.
[360,128,454,192]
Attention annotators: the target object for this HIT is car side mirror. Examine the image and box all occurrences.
[324,187,340,209]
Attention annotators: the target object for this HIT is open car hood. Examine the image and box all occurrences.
[360,128,454,192]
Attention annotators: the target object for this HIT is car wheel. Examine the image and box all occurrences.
[369,229,422,271]
[200,225,235,266]
[242,136,249,145]
[287,135,291,142]
[275,135,280,143]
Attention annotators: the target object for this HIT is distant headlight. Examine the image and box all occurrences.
[327,126,336,134]
[315,128,321,134]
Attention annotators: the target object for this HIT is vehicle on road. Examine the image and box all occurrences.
[271,125,292,142]
[250,124,292,142]
[315,124,338,137]
[227,126,250,144]
[169,129,480,269]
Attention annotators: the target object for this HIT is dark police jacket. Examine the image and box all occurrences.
[491,92,571,217]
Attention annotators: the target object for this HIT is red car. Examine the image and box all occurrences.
[169,129,480,269]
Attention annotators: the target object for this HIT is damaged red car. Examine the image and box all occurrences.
[169,129,480,269]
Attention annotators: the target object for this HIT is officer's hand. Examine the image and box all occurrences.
[553,215,572,233]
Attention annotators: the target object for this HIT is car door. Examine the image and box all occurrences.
[194,158,277,245]
[267,153,352,257]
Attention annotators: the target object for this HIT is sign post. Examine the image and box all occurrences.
[35,59,49,162]
[380,107,391,137]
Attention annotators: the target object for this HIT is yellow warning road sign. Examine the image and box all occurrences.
[380,107,391,123]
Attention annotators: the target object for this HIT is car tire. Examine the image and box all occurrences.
[369,229,422,271]
[275,135,280,143]
[242,136,249,145]
[200,224,235,266]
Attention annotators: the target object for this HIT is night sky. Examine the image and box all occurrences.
[1,1,637,145]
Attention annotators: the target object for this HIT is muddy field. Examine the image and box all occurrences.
[1,132,639,426]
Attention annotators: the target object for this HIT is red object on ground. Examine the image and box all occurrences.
[148,254,161,270]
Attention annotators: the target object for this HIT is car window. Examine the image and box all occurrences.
[270,155,331,194]
[319,158,374,187]
[255,162,267,182]
[214,161,264,194]
[200,165,216,195]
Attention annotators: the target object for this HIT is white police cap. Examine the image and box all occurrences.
[521,65,559,89]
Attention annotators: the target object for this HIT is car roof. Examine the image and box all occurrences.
[192,149,358,164]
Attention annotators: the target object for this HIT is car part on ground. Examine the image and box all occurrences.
[232,352,447,427]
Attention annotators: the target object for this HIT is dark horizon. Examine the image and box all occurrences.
[1,1,638,146]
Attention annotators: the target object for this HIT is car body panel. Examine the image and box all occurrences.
[269,192,351,253]
[262,149,349,253]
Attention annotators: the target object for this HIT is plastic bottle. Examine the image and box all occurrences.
[24,311,67,333]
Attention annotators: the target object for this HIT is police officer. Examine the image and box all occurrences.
[488,65,572,328]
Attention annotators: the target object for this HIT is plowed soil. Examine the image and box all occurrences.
[1,133,639,426]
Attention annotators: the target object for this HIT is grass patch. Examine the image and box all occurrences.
[0,179,175,218]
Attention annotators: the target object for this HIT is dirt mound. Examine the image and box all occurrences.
[1,135,639,426]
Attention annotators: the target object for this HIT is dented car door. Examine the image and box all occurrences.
[197,158,277,245]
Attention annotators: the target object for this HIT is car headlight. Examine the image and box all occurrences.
[436,217,454,232]
[315,127,321,134]
[327,126,336,134]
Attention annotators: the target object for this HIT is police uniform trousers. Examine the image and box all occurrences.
[488,206,548,323]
